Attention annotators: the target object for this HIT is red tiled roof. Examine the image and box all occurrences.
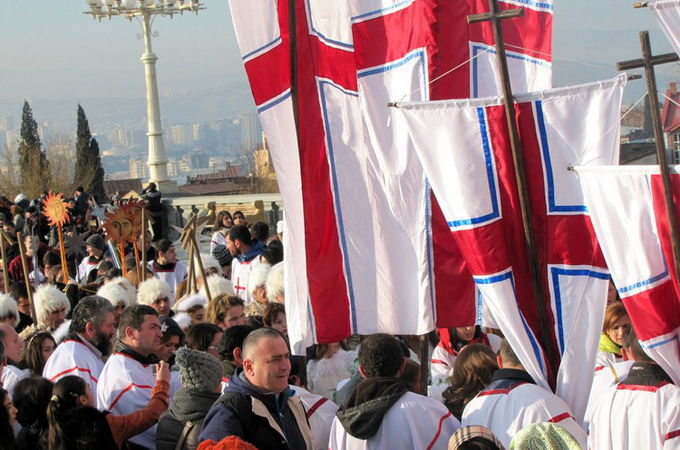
[103,179,143,197]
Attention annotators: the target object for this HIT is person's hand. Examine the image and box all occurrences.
[156,360,171,384]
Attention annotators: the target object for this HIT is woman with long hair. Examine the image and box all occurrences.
[0,387,17,450]
[210,211,234,274]
[596,300,632,369]
[185,323,223,359]
[442,344,499,421]
[46,361,171,450]
[14,376,53,450]
[431,325,502,379]
[22,330,56,376]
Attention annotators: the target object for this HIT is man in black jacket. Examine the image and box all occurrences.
[199,328,313,449]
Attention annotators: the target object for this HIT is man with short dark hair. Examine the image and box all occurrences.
[227,225,264,302]
[588,327,680,449]
[77,233,106,284]
[462,339,586,448]
[148,239,187,299]
[43,296,116,396]
[97,305,163,449]
[329,333,458,449]
[199,328,313,449]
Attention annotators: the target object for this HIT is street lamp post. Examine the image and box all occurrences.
[83,0,205,193]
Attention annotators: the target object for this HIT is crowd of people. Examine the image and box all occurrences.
[0,187,677,450]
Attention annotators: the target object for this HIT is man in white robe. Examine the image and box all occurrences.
[97,304,163,449]
[0,323,27,398]
[43,296,117,397]
[588,328,680,449]
[462,339,586,448]
[147,239,187,299]
[77,234,106,284]
[329,334,459,450]
[227,225,264,303]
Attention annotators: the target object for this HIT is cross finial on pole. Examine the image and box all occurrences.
[617,31,680,291]
[468,0,558,383]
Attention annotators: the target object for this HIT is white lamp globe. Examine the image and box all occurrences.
[121,0,135,7]
[101,0,114,6]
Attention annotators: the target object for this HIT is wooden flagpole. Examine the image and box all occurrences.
[187,242,196,294]
[56,227,69,284]
[0,231,9,294]
[16,232,37,324]
[141,211,148,283]
[189,232,212,302]
[617,31,680,288]
[468,0,557,378]
[288,0,307,389]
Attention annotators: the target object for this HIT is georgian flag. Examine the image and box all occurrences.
[395,76,626,422]
[228,0,552,354]
[575,165,680,386]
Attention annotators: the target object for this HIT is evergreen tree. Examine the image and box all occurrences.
[73,104,92,189]
[88,137,105,200]
[73,105,106,199]
[18,101,49,194]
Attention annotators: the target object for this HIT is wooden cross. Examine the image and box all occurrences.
[177,214,213,302]
[468,0,558,379]
[618,31,680,290]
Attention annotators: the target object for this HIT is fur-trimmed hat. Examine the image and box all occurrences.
[110,277,137,306]
[206,274,236,297]
[173,312,192,331]
[175,347,222,392]
[34,284,70,327]
[176,293,207,313]
[0,293,19,321]
[266,262,284,303]
[98,282,131,308]
[198,253,221,275]
[247,263,271,297]
[138,277,172,307]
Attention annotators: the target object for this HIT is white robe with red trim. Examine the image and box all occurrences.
[293,386,339,450]
[328,392,459,450]
[462,382,587,448]
[1,365,28,399]
[431,333,502,379]
[148,261,188,300]
[43,338,104,397]
[583,360,634,429]
[231,257,261,303]
[588,378,680,449]
[97,353,158,449]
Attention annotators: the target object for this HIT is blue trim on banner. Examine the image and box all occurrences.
[350,0,415,21]
[242,36,282,61]
[306,0,354,49]
[258,90,292,114]
[318,79,359,333]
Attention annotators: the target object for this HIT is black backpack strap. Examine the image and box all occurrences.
[175,421,195,450]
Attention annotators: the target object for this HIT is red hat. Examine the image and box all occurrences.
[197,436,259,450]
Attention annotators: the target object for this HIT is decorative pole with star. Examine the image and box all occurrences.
[177,214,213,302]
[15,232,37,323]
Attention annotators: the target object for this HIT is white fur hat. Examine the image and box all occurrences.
[173,312,192,331]
[98,282,131,308]
[52,319,72,344]
[176,293,207,313]
[266,262,284,303]
[206,274,236,297]
[34,284,70,327]
[197,253,221,275]
[111,277,137,307]
[137,277,173,307]
[0,293,19,321]
[248,263,271,297]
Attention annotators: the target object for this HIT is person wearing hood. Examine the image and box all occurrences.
[329,333,459,450]
[97,305,163,449]
[156,347,223,450]
[199,327,313,449]
[226,226,264,304]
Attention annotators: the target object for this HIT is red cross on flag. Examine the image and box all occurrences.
[395,76,626,421]
[228,0,552,353]
[576,165,680,387]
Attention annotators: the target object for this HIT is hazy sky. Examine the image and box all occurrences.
[0,0,675,103]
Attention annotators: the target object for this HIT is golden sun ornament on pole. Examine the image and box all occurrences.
[42,192,72,284]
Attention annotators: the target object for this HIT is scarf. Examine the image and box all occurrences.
[115,340,159,365]
[169,387,220,422]
[598,333,622,356]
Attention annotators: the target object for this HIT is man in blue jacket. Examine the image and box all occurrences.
[199,328,313,449]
